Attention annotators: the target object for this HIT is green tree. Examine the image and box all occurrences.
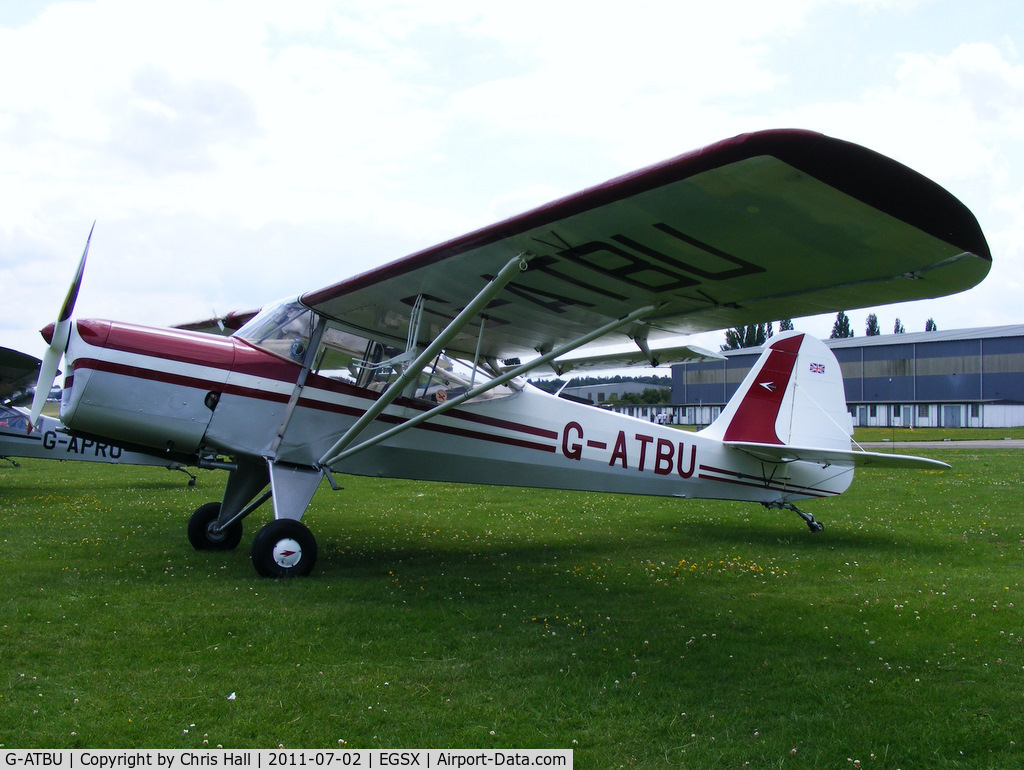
[778,318,794,331]
[894,318,905,334]
[743,324,759,347]
[830,310,853,339]
[722,322,772,351]
[617,387,671,405]
[722,328,744,350]
[925,318,938,331]
[865,313,880,336]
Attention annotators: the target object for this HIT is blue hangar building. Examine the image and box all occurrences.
[667,325,1024,429]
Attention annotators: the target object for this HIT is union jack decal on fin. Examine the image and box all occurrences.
[809,362,826,374]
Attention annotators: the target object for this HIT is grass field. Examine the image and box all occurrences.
[852,426,1024,442]
[1,445,1022,766]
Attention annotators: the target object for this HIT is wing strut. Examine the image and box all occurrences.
[317,253,529,466]
[630,329,657,366]
[319,303,657,469]
[270,316,327,457]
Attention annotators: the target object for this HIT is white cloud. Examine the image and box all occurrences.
[0,0,1020,357]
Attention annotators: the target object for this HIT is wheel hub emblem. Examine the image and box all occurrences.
[273,538,302,568]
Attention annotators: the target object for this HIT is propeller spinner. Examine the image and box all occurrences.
[28,223,94,429]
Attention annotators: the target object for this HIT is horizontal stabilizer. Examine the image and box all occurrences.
[725,441,950,470]
[548,343,724,375]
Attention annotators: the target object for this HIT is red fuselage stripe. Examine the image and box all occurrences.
[291,395,557,454]
[72,358,557,454]
[76,318,560,442]
[74,358,291,403]
[697,462,835,497]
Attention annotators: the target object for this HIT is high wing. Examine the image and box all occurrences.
[177,309,259,336]
[299,129,990,363]
[1,346,45,405]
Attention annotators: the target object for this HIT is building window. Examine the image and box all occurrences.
[970,404,981,418]
[918,404,930,418]
[892,405,901,419]
[869,405,877,418]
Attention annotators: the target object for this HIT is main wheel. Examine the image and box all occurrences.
[187,502,243,551]
[251,519,318,578]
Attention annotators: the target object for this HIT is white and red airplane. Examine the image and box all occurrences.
[1,347,196,480]
[27,130,990,577]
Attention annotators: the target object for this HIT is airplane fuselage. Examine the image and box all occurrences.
[59,318,852,506]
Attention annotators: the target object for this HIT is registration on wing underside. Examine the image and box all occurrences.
[302,134,989,363]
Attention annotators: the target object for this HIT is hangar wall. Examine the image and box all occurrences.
[667,325,1024,428]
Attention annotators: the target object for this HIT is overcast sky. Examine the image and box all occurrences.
[1,0,1021,361]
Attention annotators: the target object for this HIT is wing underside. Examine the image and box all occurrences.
[299,129,990,363]
[1,347,44,405]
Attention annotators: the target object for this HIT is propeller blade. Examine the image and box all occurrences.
[58,221,94,324]
[28,223,94,429]
[27,347,61,430]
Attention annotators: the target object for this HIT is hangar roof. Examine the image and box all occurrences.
[821,324,1024,350]
[717,325,1024,358]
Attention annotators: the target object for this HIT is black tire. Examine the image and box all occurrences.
[251,519,317,578]
[187,502,243,551]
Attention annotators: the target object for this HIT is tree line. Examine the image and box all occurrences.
[722,312,939,350]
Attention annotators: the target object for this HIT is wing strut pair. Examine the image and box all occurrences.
[316,253,658,471]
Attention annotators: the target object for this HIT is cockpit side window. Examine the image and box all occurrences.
[234,299,316,362]
[235,299,524,403]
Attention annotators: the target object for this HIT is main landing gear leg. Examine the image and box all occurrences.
[249,461,323,579]
[188,457,269,551]
[186,459,323,578]
[764,501,825,533]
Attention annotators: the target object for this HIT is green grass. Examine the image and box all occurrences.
[852,426,1024,442]
[1,450,1022,766]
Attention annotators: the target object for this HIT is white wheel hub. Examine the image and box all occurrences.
[272,538,303,568]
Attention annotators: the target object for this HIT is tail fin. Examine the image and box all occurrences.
[700,331,852,449]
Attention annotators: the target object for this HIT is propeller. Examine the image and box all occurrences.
[28,223,94,430]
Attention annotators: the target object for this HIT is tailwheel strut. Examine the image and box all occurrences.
[764,501,824,533]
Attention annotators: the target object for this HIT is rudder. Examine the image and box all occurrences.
[700,331,852,449]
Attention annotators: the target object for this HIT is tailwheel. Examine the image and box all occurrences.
[251,518,318,578]
[789,504,824,533]
[187,502,243,551]
[764,501,824,533]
